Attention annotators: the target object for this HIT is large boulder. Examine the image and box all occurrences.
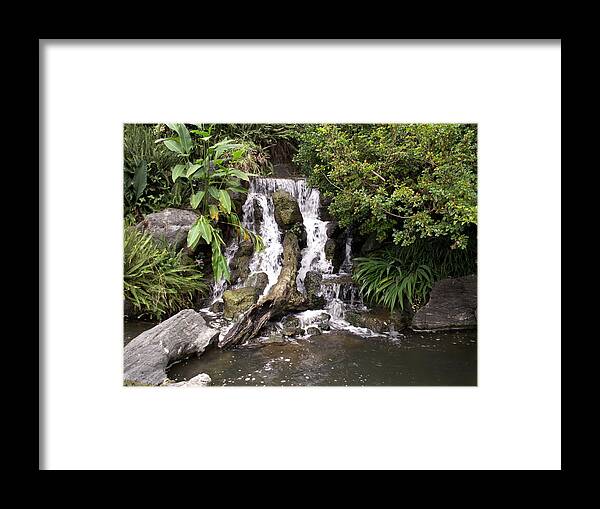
[223,287,260,319]
[411,275,477,331]
[137,208,199,251]
[273,190,302,229]
[123,309,219,386]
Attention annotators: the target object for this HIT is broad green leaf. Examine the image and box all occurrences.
[190,190,205,209]
[171,164,187,182]
[227,168,250,181]
[167,123,193,155]
[185,163,202,178]
[208,186,221,200]
[164,139,185,155]
[218,190,232,214]
[187,221,203,250]
[197,215,213,244]
[133,160,147,200]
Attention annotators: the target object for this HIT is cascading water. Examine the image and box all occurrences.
[211,176,365,333]
[239,177,333,296]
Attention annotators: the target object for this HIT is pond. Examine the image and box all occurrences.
[124,320,477,386]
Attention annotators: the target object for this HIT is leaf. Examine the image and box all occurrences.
[197,215,213,244]
[164,139,185,155]
[190,190,205,209]
[208,186,221,200]
[171,164,187,182]
[133,160,147,200]
[167,123,193,155]
[218,189,232,213]
[208,204,220,221]
[227,168,250,181]
[187,221,203,250]
[185,163,202,178]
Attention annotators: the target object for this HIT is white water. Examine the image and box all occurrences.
[211,177,365,331]
[240,177,333,296]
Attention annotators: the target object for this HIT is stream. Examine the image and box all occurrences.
[124,320,477,386]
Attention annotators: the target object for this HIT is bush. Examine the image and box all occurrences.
[353,239,476,312]
[124,226,208,320]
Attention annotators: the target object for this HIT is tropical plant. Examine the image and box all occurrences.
[123,124,182,219]
[124,226,207,320]
[353,239,476,311]
[157,123,263,283]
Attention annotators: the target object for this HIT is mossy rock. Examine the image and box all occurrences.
[223,287,260,319]
[273,190,302,229]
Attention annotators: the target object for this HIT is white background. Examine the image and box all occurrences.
[41,40,561,470]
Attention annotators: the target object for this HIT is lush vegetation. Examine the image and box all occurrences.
[124,226,207,319]
[293,123,477,310]
[156,123,263,282]
[124,122,477,316]
[353,239,476,311]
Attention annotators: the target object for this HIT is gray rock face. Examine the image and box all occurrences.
[209,300,224,314]
[273,190,302,229]
[246,272,269,294]
[306,327,321,336]
[123,309,219,386]
[281,316,303,336]
[412,275,477,331]
[223,287,260,319]
[138,208,199,251]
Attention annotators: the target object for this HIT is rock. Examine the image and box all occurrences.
[137,208,199,251]
[359,234,382,256]
[164,373,212,387]
[273,190,302,229]
[272,163,300,178]
[306,327,321,336]
[246,272,269,294]
[223,287,260,319]
[326,221,340,238]
[281,316,302,336]
[253,201,263,223]
[324,238,343,272]
[345,308,406,334]
[230,254,252,284]
[260,334,288,345]
[236,239,255,257]
[317,312,331,330]
[209,300,224,314]
[123,309,219,386]
[319,196,334,221]
[411,275,477,331]
[304,270,325,308]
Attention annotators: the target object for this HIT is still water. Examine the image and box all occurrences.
[124,320,477,386]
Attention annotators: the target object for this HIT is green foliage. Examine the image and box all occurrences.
[124,226,207,320]
[123,124,182,218]
[294,124,477,250]
[157,123,263,282]
[353,240,476,311]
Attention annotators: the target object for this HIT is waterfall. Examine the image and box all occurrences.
[241,177,333,296]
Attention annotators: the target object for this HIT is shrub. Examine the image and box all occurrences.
[353,239,476,311]
[124,226,207,320]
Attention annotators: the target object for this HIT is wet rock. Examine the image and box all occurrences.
[281,316,303,336]
[326,221,340,238]
[306,327,321,336]
[253,201,263,223]
[273,190,302,229]
[324,238,344,272]
[164,373,212,387]
[411,275,477,331]
[319,196,334,221]
[209,300,224,314]
[304,270,326,308]
[123,309,219,386]
[261,333,289,345]
[223,287,260,319]
[236,239,255,257]
[246,272,269,294]
[272,162,299,178]
[317,312,331,330]
[137,208,199,251]
[345,308,406,334]
[230,254,252,284]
